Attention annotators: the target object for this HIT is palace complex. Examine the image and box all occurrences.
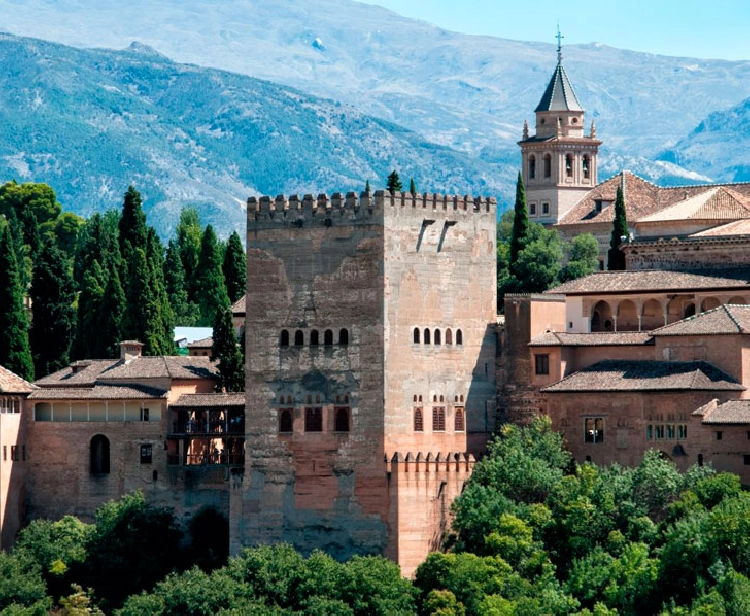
[3,48,750,576]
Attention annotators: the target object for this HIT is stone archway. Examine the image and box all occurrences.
[728,296,746,305]
[701,297,721,313]
[591,300,613,332]
[641,298,663,331]
[617,299,638,331]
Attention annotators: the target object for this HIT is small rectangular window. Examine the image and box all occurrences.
[678,425,688,440]
[305,407,323,432]
[584,417,604,443]
[535,354,549,375]
[3,446,6,461]
[142,408,150,422]
[529,203,536,216]
[666,425,675,439]
[414,407,424,432]
[140,444,153,464]
[334,407,350,432]
[542,202,550,215]
[432,407,446,432]
[745,455,750,466]
[22,445,25,461]
[646,425,653,440]
[655,425,665,440]
[716,431,723,441]
[10,446,17,462]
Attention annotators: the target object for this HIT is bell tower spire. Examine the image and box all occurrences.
[517,29,601,224]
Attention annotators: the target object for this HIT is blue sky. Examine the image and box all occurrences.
[358,0,750,61]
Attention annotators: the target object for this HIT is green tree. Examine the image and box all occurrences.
[145,229,175,355]
[118,186,147,257]
[0,551,52,614]
[81,492,181,610]
[607,185,628,271]
[211,306,245,392]
[386,170,403,193]
[0,220,34,380]
[52,212,85,262]
[409,177,417,195]
[511,223,563,293]
[195,225,229,327]
[364,179,371,194]
[73,210,121,290]
[176,207,202,302]
[98,265,126,357]
[73,262,107,360]
[164,239,198,326]
[562,233,600,281]
[0,181,62,259]
[222,230,246,304]
[29,239,77,378]
[509,172,530,268]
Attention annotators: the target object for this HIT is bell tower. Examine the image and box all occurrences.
[519,31,601,223]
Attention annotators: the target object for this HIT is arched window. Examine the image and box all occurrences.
[424,328,431,345]
[294,330,304,346]
[583,155,590,179]
[565,154,573,178]
[280,330,289,347]
[335,407,350,432]
[339,328,349,346]
[455,408,465,432]
[432,407,446,431]
[310,330,319,346]
[456,329,463,345]
[90,435,110,474]
[446,328,453,345]
[434,329,441,345]
[279,409,293,433]
[413,327,420,344]
[529,155,536,179]
[414,408,424,432]
[324,329,333,346]
[543,154,552,178]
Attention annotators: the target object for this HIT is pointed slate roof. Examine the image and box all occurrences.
[652,304,750,336]
[541,360,743,393]
[535,62,583,112]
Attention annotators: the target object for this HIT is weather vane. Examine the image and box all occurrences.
[557,24,564,63]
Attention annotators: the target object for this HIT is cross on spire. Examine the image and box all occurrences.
[556,25,564,64]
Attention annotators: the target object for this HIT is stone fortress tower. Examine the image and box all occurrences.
[236,190,497,576]
[519,33,601,224]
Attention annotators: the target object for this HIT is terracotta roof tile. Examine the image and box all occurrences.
[541,360,744,393]
[691,219,750,237]
[28,384,167,400]
[188,337,213,348]
[652,304,750,336]
[528,331,654,347]
[34,360,120,387]
[638,187,750,223]
[231,295,246,315]
[98,356,218,381]
[0,365,36,394]
[171,393,246,408]
[557,172,750,227]
[547,267,750,295]
[693,399,750,425]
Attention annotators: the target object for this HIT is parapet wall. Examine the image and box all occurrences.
[248,190,496,225]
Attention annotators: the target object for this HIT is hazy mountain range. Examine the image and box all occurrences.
[1,0,749,235]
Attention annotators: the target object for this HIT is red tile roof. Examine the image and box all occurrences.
[0,365,35,394]
[652,304,750,336]
[528,331,654,347]
[541,360,743,393]
[171,393,245,407]
[28,384,167,400]
[693,399,750,425]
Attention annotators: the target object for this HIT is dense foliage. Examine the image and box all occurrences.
[0,180,246,381]
[426,417,750,615]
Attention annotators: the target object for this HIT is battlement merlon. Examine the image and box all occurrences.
[384,451,476,474]
[247,190,497,224]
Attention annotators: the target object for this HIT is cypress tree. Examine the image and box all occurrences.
[118,186,147,255]
[409,178,417,195]
[0,221,33,380]
[145,229,175,355]
[364,180,371,194]
[176,207,202,302]
[165,239,198,325]
[195,224,229,327]
[74,261,106,359]
[386,170,403,193]
[29,239,77,377]
[223,231,246,304]
[607,185,628,271]
[211,306,244,393]
[74,211,121,290]
[122,247,167,355]
[509,172,530,270]
[98,264,125,358]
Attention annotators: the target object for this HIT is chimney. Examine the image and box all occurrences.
[119,340,144,363]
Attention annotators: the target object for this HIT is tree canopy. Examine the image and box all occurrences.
[607,185,628,270]
[386,170,403,193]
